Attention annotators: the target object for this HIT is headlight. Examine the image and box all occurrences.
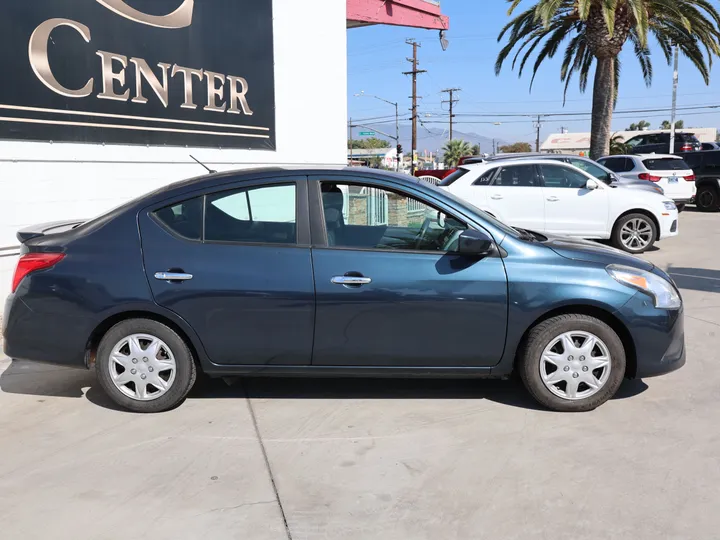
[607,264,681,309]
[663,201,677,211]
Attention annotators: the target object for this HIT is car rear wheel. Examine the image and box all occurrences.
[518,314,626,412]
[611,213,657,254]
[696,184,720,212]
[675,203,686,213]
[96,319,197,413]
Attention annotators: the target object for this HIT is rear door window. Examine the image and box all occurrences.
[472,168,498,186]
[599,157,626,172]
[492,165,539,187]
[642,158,690,171]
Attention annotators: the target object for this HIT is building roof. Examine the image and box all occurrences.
[542,128,718,152]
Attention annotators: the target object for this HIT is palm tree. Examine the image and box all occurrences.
[628,120,650,131]
[660,119,684,129]
[443,139,472,167]
[610,133,630,155]
[496,0,720,158]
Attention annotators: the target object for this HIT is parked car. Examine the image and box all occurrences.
[473,153,664,196]
[440,159,678,254]
[3,168,684,413]
[681,150,720,211]
[701,142,720,151]
[624,131,702,154]
[597,154,696,211]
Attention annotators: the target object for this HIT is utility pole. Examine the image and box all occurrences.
[669,44,679,154]
[441,88,461,141]
[404,39,426,176]
[348,117,353,166]
[534,115,543,152]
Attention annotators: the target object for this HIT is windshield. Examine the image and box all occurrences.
[426,181,521,239]
[566,158,613,184]
[642,158,690,171]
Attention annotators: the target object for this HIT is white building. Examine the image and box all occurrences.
[0,0,448,301]
[541,128,718,154]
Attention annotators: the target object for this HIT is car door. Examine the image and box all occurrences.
[484,164,545,231]
[539,163,609,238]
[308,175,508,367]
[139,177,315,366]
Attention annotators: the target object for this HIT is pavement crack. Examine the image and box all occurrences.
[194,500,276,516]
[686,314,720,328]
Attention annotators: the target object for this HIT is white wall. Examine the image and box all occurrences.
[0,0,347,301]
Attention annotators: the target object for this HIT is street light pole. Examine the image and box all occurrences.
[354,91,400,172]
[669,44,679,154]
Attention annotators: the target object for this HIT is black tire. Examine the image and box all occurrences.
[676,203,686,213]
[696,184,720,212]
[518,314,626,412]
[96,319,197,413]
[611,213,657,254]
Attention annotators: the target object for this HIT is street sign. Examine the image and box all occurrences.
[359,131,376,136]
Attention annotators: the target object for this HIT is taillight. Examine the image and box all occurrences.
[684,174,696,181]
[680,144,693,152]
[638,173,661,182]
[11,253,65,293]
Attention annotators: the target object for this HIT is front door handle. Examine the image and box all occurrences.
[154,271,193,282]
[490,194,503,200]
[331,276,372,286]
[546,196,559,202]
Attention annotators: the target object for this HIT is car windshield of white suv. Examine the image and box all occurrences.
[642,158,690,171]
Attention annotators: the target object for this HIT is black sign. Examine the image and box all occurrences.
[0,0,276,150]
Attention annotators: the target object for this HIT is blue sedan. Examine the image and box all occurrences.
[2,168,685,412]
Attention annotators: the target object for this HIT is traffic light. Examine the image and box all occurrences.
[397,144,403,154]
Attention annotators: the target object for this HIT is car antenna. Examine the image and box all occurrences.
[189,155,217,174]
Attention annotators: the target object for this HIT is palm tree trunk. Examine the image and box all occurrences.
[590,56,614,159]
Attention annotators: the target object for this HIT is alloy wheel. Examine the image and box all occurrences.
[108,334,177,401]
[620,218,653,251]
[540,331,612,400]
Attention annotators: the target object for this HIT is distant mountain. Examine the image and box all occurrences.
[354,123,510,156]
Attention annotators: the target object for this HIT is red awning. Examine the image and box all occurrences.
[347,0,449,30]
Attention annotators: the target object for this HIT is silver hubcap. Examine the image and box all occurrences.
[108,334,176,401]
[620,218,653,251]
[540,331,612,400]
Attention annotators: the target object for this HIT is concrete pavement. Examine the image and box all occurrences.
[1,209,719,539]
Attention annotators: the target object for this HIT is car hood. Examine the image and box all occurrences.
[543,235,655,272]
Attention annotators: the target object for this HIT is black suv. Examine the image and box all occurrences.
[625,132,702,154]
[681,150,720,211]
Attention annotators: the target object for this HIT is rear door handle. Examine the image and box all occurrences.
[490,194,503,200]
[154,272,193,282]
[546,196,559,202]
[331,276,372,286]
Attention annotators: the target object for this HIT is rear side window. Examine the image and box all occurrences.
[205,184,297,244]
[472,168,497,186]
[642,158,690,171]
[438,168,468,187]
[599,157,631,172]
[153,197,203,240]
[677,133,700,143]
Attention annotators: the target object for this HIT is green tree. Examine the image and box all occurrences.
[347,137,391,149]
[471,144,482,156]
[496,0,720,159]
[628,120,651,131]
[498,141,533,153]
[660,120,684,129]
[442,139,473,168]
[610,133,630,155]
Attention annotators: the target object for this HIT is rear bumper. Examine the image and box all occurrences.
[2,293,89,369]
[617,292,685,379]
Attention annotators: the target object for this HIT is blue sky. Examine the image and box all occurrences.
[347,1,720,151]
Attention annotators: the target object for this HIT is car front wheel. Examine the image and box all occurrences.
[96,319,197,413]
[696,184,720,212]
[518,314,626,412]
[611,213,657,254]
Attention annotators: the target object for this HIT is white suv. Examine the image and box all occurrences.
[597,154,697,211]
[440,159,679,254]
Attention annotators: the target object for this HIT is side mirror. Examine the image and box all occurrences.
[585,179,599,190]
[456,229,494,256]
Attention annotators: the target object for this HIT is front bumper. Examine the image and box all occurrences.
[658,210,679,240]
[617,291,685,379]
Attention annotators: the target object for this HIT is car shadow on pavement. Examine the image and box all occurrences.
[0,360,649,412]
[667,266,720,293]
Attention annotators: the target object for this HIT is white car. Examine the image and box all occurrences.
[440,159,679,254]
[597,154,697,211]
